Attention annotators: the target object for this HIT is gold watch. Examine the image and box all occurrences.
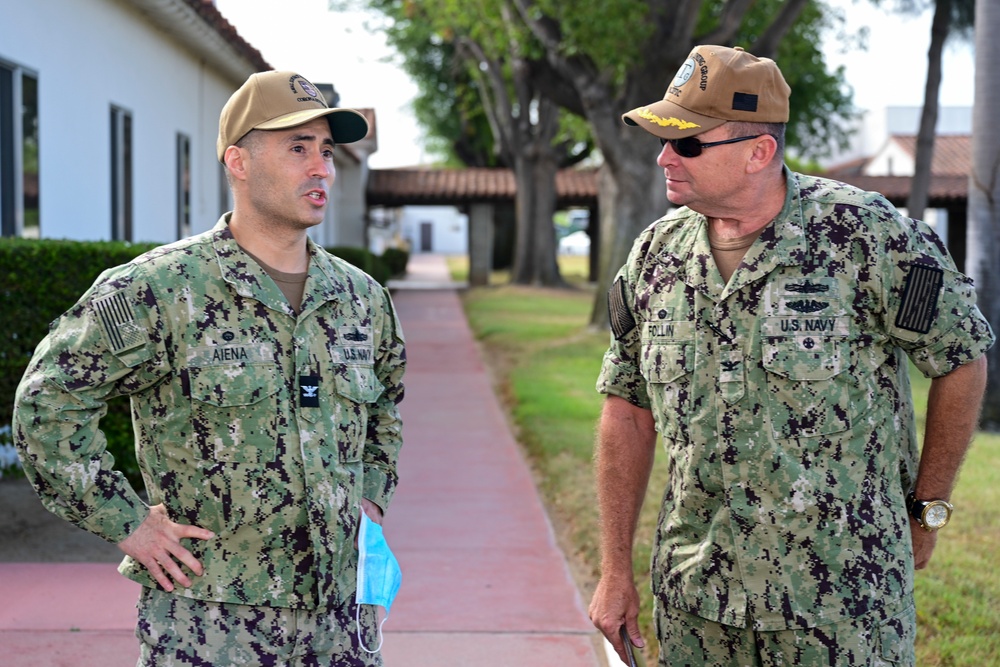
[906,492,953,531]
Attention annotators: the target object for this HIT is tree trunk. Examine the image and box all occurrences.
[588,131,667,327]
[511,152,564,286]
[968,0,1000,430]
[457,36,568,288]
[508,91,565,287]
[908,0,951,222]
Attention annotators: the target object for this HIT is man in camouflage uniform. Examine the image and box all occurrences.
[588,45,993,667]
[13,71,405,666]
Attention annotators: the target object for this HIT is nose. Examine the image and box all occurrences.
[656,141,677,167]
[309,151,333,180]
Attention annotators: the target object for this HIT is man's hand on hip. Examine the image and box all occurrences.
[117,504,214,592]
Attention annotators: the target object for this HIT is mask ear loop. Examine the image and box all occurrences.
[357,604,388,654]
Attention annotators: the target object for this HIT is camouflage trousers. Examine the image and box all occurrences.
[135,586,383,667]
[653,594,916,667]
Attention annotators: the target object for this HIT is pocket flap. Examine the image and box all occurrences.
[762,337,846,381]
[641,343,693,384]
[333,365,384,404]
[189,364,279,407]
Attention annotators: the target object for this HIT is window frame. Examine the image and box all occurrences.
[0,58,40,238]
[176,132,191,240]
[110,104,133,241]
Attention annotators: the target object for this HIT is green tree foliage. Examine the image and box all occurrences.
[356,1,504,166]
[530,0,855,160]
[344,0,859,297]
[511,0,858,324]
[355,0,595,285]
[763,1,858,158]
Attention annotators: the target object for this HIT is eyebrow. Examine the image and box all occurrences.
[287,133,336,147]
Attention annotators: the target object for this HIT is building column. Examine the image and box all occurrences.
[468,202,494,286]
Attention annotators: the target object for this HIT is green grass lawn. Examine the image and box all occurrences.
[452,259,1000,666]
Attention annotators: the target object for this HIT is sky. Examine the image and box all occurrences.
[213,0,976,168]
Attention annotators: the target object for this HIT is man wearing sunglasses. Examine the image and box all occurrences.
[590,44,993,666]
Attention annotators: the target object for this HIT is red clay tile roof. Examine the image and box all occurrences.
[821,134,970,206]
[890,134,970,177]
[822,155,869,177]
[367,167,598,206]
[370,165,966,210]
[817,175,969,206]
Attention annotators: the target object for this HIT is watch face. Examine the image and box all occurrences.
[924,503,951,528]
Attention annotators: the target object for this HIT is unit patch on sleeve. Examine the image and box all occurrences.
[895,264,943,334]
[93,290,146,354]
[608,277,636,341]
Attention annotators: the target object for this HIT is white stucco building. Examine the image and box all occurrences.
[1,0,374,246]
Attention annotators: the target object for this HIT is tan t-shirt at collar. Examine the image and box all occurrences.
[709,226,765,284]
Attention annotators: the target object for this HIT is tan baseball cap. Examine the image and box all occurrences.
[217,71,370,162]
[622,45,790,139]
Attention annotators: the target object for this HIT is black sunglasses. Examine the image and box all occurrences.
[659,134,762,158]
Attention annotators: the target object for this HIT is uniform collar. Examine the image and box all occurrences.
[665,167,808,301]
[723,168,808,297]
[211,214,351,317]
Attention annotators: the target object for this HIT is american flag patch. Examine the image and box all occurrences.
[93,291,145,353]
[608,277,636,341]
[895,264,943,334]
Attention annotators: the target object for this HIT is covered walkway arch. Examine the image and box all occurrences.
[366,167,599,285]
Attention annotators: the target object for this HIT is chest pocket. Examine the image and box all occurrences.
[761,334,850,439]
[188,363,279,463]
[640,340,694,440]
[329,363,384,462]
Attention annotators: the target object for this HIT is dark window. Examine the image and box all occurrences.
[176,133,190,239]
[110,106,133,241]
[1,61,39,238]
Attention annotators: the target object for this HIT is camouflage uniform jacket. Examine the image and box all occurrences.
[597,169,994,631]
[13,216,406,610]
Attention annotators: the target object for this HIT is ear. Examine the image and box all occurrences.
[745,135,779,175]
[223,145,249,182]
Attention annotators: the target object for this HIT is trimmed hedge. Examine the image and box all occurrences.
[380,247,410,278]
[1,238,160,487]
[327,246,391,286]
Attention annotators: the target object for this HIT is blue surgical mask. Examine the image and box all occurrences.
[355,511,402,653]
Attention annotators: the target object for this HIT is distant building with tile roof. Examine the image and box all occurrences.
[822,124,971,271]
[366,166,600,284]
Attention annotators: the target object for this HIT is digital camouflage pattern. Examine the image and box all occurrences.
[597,169,994,631]
[13,215,406,610]
[654,593,916,667]
[136,585,383,666]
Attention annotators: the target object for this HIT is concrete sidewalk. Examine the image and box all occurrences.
[0,254,603,666]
